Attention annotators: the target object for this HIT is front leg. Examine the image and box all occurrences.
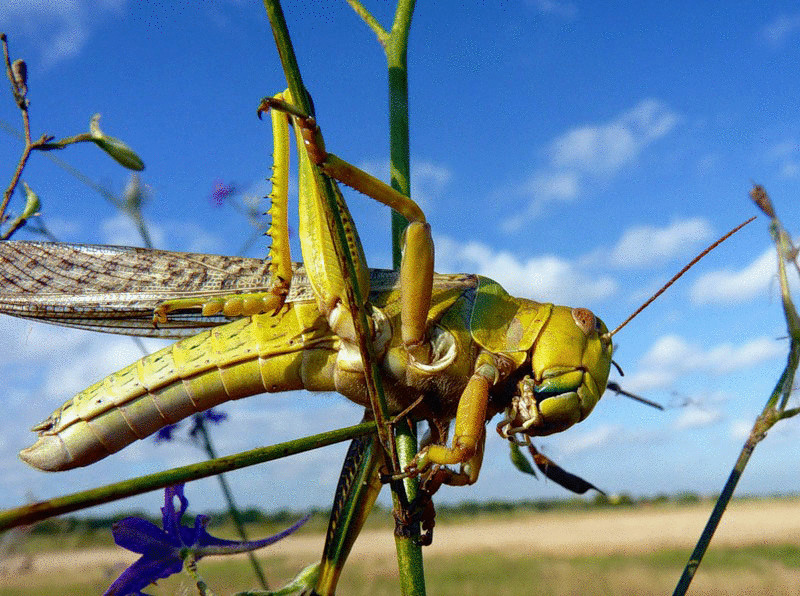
[406,352,497,485]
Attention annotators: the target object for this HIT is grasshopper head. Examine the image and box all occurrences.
[497,305,612,440]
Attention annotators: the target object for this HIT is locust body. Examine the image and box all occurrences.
[0,242,611,472]
[0,91,614,479]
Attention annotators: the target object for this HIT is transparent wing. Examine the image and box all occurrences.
[0,241,464,340]
[0,242,283,338]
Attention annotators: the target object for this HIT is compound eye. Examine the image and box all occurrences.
[571,307,596,336]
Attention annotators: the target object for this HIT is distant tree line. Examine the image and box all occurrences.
[28,491,790,537]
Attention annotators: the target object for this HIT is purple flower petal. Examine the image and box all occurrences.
[154,423,179,442]
[161,484,188,539]
[203,409,228,424]
[210,179,236,206]
[111,517,176,554]
[103,552,183,596]
[195,514,311,556]
[105,483,308,595]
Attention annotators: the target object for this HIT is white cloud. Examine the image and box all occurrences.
[101,213,161,247]
[691,247,777,304]
[555,423,623,456]
[672,406,723,431]
[618,369,674,392]
[553,422,662,456]
[42,215,82,238]
[0,0,126,67]
[729,419,753,441]
[435,235,617,305]
[760,13,800,47]
[624,334,785,392]
[608,218,713,268]
[37,333,169,402]
[527,0,577,19]
[551,123,635,173]
[502,99,679,230]
[549,99,679,175]
[500,171,582,233]
[0,316,86,363]
[766,139,800,178]
[640,334,783,374]
[769,139,797,159]
[524,171,580,202]
[100,213,224,253]
[413,161,452,204]
[781,162,800,178]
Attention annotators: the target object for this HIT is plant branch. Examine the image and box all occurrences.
[345,1,389,47]
[0,421,375,531]
[672,186,800,595]
[263,0,397,469]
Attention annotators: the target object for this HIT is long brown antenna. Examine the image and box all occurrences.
[606,216,756,338]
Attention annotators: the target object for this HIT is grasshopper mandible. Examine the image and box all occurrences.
[0,91,743,483]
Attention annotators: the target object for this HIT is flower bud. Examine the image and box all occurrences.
[20,181,40,219]
[123,173,144,210]
[11,59,27,93]
[749,184,775,218]
[89,114,145,171]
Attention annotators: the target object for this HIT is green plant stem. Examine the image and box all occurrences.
[673,200,800,595]
[0,420,375,531]
[263,0,395,466]
[351,2,425,594]
[264,3,424,593]
[671,390,786,594]
[194,415,269,590]
[345,1,389,47]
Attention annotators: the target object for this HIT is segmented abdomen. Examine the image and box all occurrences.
[20,303,338,471]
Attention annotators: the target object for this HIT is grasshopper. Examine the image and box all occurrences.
[0,91,744,485]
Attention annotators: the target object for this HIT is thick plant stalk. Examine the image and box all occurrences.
[347,2,425,594]
[263,0,395,466]
[383,4,427,594]
[263,3,425,594]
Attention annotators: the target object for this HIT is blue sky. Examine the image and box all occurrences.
[1,2,799,517]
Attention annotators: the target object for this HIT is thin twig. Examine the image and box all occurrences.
[346,0,390,47]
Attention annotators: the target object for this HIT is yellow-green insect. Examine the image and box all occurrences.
[0,91,740,484]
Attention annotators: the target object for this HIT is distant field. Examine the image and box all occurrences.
[1,498,799,595]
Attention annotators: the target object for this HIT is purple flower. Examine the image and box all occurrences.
[202,409,228,424]
[153,423,178,443]
[104,484,309,596]
[189,410,228,439]
[210,179,236,206]
[154,409,228,444]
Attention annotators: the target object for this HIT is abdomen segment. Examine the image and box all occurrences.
[20,303,338,471]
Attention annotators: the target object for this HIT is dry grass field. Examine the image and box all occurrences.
[1,497,798,595]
